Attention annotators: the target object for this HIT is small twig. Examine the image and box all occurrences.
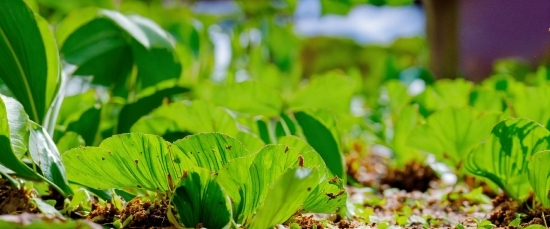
[542,211,548,228]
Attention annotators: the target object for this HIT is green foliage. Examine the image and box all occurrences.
[528,150,550,207]
[63,132,344,227]
[60,9,181,94]
[413,79,473,117]
[172,167,231,228]
[0,96,71,195]
[295,110,345,179]
[0,0,61,124]
[248,167,320,229]
[466,119,550,200]
[408,107,501,171]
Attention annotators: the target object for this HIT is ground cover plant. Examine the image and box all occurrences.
[1,0,550,228]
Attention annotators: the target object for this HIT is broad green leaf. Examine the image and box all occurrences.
[29,123,72,195]
[380,80,412,117]
[173,133,250,172]
[413,79,473,117]
[55,7,100,46]
[469,88,505,112]
[523,225,547,229]
[132,101,239,137]
[278,135,314,152]
[512,84,550,128]
[0,213,102,229]
[408,107,501,170]
[56,90,97,127]
[61,17,133,86]
[290,74,356,114]
[248,168,320,229]
[172,167,231,229]
[295,110,345,178]
[0,0,61,124]
[131,100,264,150]
[528,150,550,207]
[209,81,283,117]
[217,144,331,225]
[466,118,550,200]
[216,154,255,224]
[277,136,346,213]
[56,132,85,154]
[63,133,195,191]
[117,85,189,133]
[66,107,100,145]
[61,10,181,91]
[31,198,63,218]
[391,104,422,166]
[0,96,40,179]
[128,17,181,91]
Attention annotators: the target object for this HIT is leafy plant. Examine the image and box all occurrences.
[528,150,550,207]
[408,107,501,173]
[62,132,346,228]
[466,118,550,201]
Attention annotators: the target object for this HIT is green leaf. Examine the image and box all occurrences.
[208,81,283,117]
[380,80,412,117]
[466,118,550,200]
[61,10,181,91]
[290,74,356,114]
[56,90,97,127]
[512,84,550,128]
[29,123,72,195]
[0,96,40,180]
[31,198,63,218]
[278,136,347,213]
[391,105,422,165]
[408,107,501,170]
[528,150,550,207]
[131,100,264,150]
[469,87,505,112]
[56,132,85,154]
[63,132,195,191]
[0,213,102,229]
[132,100,239,137]
[295,110,345,178]
[117,85,189,134]
[217,144,333,225]
[523,225,547,229]
[172,167,231,228]
[248,167,320,229]
[0,0,61,124]
[66,107,100,145]
[173,133,251,172]
[413,79,473,117]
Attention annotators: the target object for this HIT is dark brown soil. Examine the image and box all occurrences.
[290,215,325,229]
[119,198,172,229]
[0,179,38,215]
[489,192,550,227]
[87,202,120,224]
[380,161,439,192]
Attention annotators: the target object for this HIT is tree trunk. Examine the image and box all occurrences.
[423,0,460,79]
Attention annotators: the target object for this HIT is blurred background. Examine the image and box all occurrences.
[27,0,550,93]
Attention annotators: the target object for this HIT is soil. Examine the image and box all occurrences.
[380,161,439,192]
[119,197,173,229]
[0,179,38,215]
[489,192,550,227]
[87,202,120,224]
